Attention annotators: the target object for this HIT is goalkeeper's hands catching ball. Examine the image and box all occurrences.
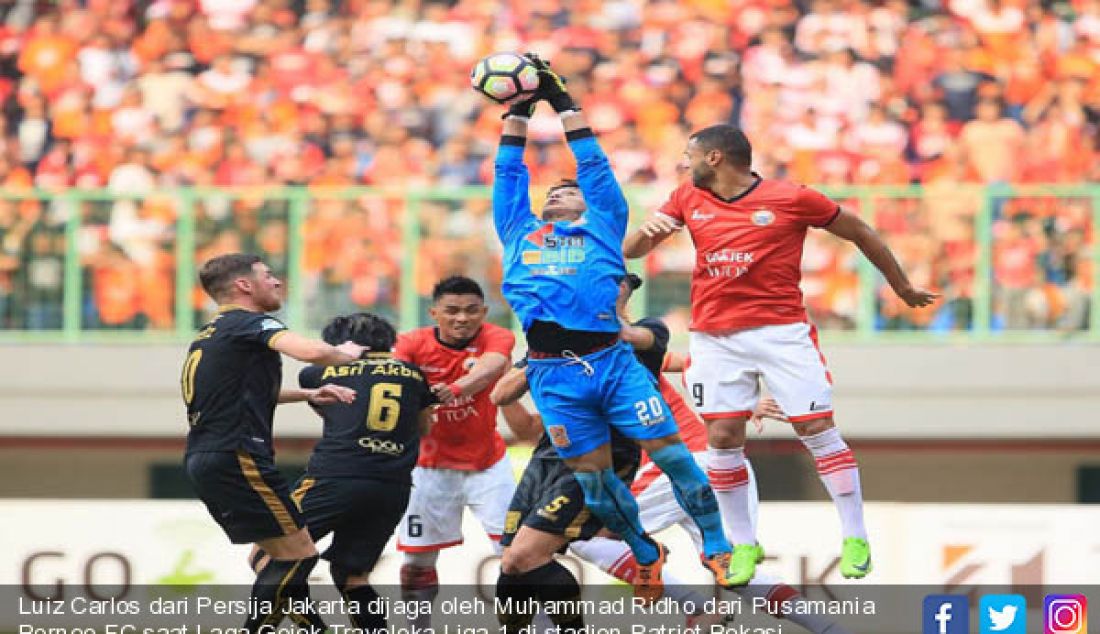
[504,53,579,118]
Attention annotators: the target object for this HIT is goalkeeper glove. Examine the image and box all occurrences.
[504,93,538,119]
[526,53,579,113]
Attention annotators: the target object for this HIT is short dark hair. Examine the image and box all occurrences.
[432,276,484,301]
[321,312,397,352]
[690,125,752,168]
[546,178,580,196]
[620,273,643,291]
[199,253,261,300]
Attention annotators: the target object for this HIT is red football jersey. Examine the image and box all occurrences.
[394,323,515,471]
[657,178,840,332]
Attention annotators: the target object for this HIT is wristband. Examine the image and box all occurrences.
[447,383,463,399]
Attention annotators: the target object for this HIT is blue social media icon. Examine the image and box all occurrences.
[924,595,970,634]
[981,595,1027,634]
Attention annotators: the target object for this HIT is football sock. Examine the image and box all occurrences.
[243,555,325,633]
[649,443,731,557]
[331,566,386,632]
[573,468,660,564]
[400,562,439,629]
[570,537,707,611]
[496,570,537,634]
[529,561,585,634]
[800,428,867,539]
[740,572,837,634]
[706,445,756,544]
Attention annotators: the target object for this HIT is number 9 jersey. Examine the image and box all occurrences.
[298,353,437,484]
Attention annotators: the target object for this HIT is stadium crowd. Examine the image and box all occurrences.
[0,0,1095,331]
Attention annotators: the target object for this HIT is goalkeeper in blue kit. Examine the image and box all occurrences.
[491,56,742,602]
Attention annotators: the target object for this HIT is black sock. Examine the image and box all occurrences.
[496,570,537,634]
[527,561,585,634]
[344,585,386,631]
[244,556,325,634]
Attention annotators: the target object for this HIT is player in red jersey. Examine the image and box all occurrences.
[392,276,516,628]
[624,124,938,584]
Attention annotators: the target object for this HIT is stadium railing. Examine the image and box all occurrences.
[0,184,1096,343]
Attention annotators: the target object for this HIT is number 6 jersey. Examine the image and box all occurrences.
[298,353,436,484]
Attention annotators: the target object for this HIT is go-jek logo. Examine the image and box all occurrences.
[924,595,969,634]
[1045,595,1088,634]
[981,595,1026,633]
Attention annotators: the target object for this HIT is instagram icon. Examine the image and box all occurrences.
[1045,595,1088,634]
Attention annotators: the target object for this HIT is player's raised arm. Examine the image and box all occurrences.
[822,208,940,308]
[623,213,682,258]
[269,331,365,366]
[277,384,356,405]
[529,56,630,237]
[493,92,537,243]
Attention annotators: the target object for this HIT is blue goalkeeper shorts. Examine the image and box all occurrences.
[526,341,679,458]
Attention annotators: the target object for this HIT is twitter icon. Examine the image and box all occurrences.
[981,595,1027,634]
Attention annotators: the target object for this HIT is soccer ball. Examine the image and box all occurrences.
[470,53,540,105]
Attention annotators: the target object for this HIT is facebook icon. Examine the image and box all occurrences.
[924,595,970,634]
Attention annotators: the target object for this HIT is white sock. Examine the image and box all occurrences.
[400,551,439,629]
[569,537,707,610]
[533,610,556,634]
[800,428,867,540]
[706,445,756,544]
[740,572,839,633]
[569,536,632,574]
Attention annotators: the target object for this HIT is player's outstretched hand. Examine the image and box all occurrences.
[525,53,577,113]
[751,397,786,433]
[309,384,357,405]
[896,285,940,308]
[639,214,682,239]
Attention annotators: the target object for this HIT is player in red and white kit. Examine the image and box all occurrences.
[624,124,938,584]
[392,276,516,627]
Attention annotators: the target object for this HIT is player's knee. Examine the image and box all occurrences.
[402,550,439,569]
[500,544,551,575]
[259,528,316,560]
[793,416,835,437]
[705,418,748,447]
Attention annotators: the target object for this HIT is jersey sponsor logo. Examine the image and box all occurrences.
[751,208,775,226]
[260,318,285,331]
[531,265,578,276]
[690,208,714,221]
[703,249,755,279]
[524,223,555,246]
[522,233,586,269]
[435,394,478,422]
[357,436,406,456]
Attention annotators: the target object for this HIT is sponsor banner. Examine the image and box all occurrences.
[2,501,1098,590]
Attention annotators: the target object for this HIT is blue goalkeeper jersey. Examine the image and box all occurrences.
[493,133,628,333]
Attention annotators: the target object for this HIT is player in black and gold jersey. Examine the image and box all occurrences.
[286,312,436,632]
[182,253,366,634]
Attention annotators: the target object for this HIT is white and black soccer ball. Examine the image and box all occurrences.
[470,52,540,105]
